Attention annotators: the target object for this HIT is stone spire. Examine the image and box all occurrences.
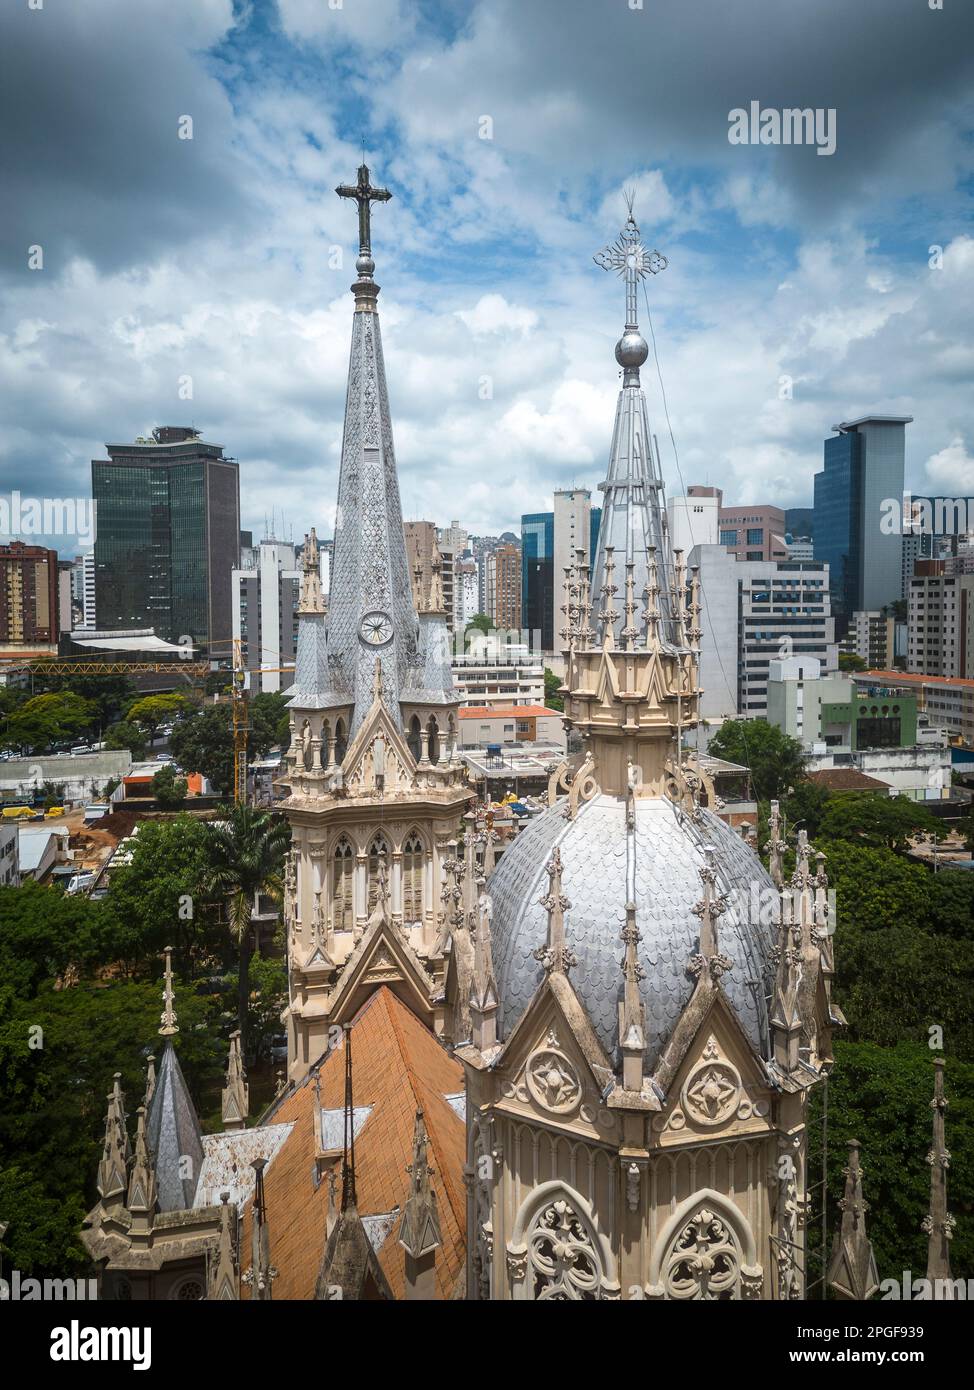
[146,951,204,1211]
[298,527,325,615]
[126,1104,157,1239]
[689,846,732,983]
[221,1030,249,1131]
[96,1073,130,1208]
[767,799,787,889]
[923,1058,955,1287]
[242,1158,277,1300]
[398,1108,443,1299]
[619,902,646,1091]
[318,162,420,735]
[208,1192,239,1301]
[469,876,498,1052]
[770,885,804,1074]
[532,846,577,976]
[590,201,674,651]
[827,1140,879,1301]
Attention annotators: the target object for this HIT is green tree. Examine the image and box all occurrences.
[30,671,137,728]
[706,718,806,802]
[170,705,234,793]
[151,763,188,811]
[544,667,564,713]
[817,792,940,853]
[105,815,222,972]
[464,613,492,641]
[250,691,291,754]
[127,693,191,742]
[0,978,223,1276]
[104,719,147,759]
[203,806,290,1050]
[838,651,867,672]
[2,692,96,752]
[779,778,833,839]
[0,880,138,997]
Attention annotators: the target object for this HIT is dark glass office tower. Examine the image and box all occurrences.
[92,427,240,659]
[813,415,909,629]
[521,511,554,652]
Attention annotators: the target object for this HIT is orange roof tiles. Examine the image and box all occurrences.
[861,669,974,690]
[239,987,466,1300]
[458,704,554,719]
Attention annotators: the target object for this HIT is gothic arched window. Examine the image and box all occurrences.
[427,716,440,765]
[332,838,354,931]
[402,832,424,923]
[524,1194,603,1301]
[367,835,389,915]
[659,1202,744,1300]
[407,715,421,762]
[335,718,348,766]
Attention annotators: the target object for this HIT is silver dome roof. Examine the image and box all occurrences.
[488,794,777,1069]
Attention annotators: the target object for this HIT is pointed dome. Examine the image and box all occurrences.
[488,796,776,1065]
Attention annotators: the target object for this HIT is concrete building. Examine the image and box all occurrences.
[851,609,903,670]
[71,551,97,630]
[457,703,565,749]
[691,545,836,721]
[855,669,974,748]
[451,633,544,708]
[907,562,974,679]
[454,557,479,628]
[813,415,911,623]
[231,537,301,693]
[667,486,720,555]
[0,821,19,886]
[718,503,789,563]
[488,541,522,630]
[0,541,60,650]
[92,426,240,659]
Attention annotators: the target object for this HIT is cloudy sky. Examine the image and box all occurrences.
[3,0,973,553]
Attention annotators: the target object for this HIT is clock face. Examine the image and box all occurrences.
[359,610,393,647]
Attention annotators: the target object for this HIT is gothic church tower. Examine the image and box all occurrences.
[281,166,471,1081]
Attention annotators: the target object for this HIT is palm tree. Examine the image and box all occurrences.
[205,805,291,1054]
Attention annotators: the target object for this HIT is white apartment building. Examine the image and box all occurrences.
[667,490,719,555]
[71,551,96,629]
[553,488,592,604]
[907,567,974,679]
[690,545,837,721]
[451,632,544,708]
[231,538,301,693]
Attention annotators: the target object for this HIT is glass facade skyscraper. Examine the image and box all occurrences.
[92,426,240,658]
[521,511,554,652]
[813,416,910,628]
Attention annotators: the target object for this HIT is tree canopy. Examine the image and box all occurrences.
[706,718,806,802]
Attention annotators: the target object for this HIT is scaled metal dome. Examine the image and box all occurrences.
[487,794,777,1068]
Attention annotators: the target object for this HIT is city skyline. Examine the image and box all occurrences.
[3,0,973,553]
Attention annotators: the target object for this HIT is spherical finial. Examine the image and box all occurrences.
[615,331,648,369]
[356,253,375,276]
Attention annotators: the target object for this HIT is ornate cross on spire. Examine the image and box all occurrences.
[159,945,178,1037]
[594,194,667,333]
[336,163,392,259]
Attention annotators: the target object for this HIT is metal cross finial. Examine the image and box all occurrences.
[336,163,392,257]
[594,205,667,330]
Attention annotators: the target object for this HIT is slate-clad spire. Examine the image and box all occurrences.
[590,200,676,650]
[320,163,422,734]
[146,949,204,1212]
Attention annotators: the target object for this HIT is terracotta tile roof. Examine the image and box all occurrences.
[239,987,466,1300]
[806,768,891,791]
[458,704,554,719]
[860,669,974,690]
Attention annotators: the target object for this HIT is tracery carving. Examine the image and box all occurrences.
[526,1198,602,1301]
[662,1207,741,1300]
[680,1037,742,1128]
[525,1034,582,1115]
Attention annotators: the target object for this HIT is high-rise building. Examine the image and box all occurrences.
[691,545,836,719]
[850,609,902,670]
[718,502,789,563]
[907,561,974,679]
[231,537,301,693]
[91,426,240,659]
[813,415,910,624]
[489,541,522,629]
[0,541,60,650]
[71,551,97,630]
[520,512,554,651]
